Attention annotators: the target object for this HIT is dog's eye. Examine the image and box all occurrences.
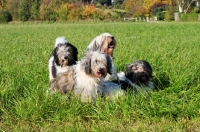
[109,43,115,47]
[110,43,114,46]
[67,49,72,52]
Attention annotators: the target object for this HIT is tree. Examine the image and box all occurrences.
[0,0,7,9]
[122,0,144,16]
[143,0,159,10]
[19,0,31,21]
[176,0,196,13]
[0,0,13,23]
[30,0,41,20]
[39,0,60,21]
[0,9,12,23]
[57,4,68,21]
[98,0,112,6]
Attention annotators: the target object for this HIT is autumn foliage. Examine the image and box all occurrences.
[0,0,197,22]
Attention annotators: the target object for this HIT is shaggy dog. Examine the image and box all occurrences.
[86,33,117,81]
[113,60,155,92]
[49,51,112,102]
[86,32,116,59]
[48,36,78,81]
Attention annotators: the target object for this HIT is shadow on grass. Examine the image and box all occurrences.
[152,71,170,91]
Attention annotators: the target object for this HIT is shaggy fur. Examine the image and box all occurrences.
[113,60,155,92]
[48,36,78,81]
[99,82,125,99]
[86,33,117,81]
[86,33,116,59]
[49,51,112,102]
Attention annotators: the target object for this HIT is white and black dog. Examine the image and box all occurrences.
[49,51,113,102]
[48,36,78,81]
[113,60,155,92]
[85,33,125,98]
[86,33,117,81]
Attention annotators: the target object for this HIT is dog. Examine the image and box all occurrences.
[113,60,155,92]
[48,51,113,102]
[86,33,117,81]
[86,32,116,59]
[48,36,78,81]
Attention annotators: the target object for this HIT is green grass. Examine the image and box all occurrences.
[0,21,200,131]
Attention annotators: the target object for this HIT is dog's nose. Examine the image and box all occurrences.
[99,68,104,72]
[64,56,68,60]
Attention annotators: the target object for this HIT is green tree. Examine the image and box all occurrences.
[57,4,68,21]
[0,0,13,22]
[122,0,144,16]
[30,0,41,20]
[165,4,175,21]
[19,0,31,21]
[0,9,12,23]
[176,0,193,13]
[0,0,7,9]
[6,0,20,21]
[39,0,58,21]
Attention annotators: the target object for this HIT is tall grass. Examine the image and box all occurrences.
[0,22,200,131]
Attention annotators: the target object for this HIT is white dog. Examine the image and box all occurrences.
[48,36,78,81]
[49,51,113,102]
[86,33,125,98]
[86,33,117,81]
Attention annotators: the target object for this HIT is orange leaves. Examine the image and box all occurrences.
[81,4,96,19]
[162,0,172,5]
[143,0,172,11]
[143,0,160,10]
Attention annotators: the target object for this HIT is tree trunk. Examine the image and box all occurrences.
[179,5,183,13]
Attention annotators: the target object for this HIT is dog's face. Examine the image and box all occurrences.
[53,43,78,67]
[87,33,116,59]
[101,33,116,59]
[125,60,153,86]
[81,51,112,79]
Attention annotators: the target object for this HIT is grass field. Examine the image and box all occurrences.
[0,21,200,131]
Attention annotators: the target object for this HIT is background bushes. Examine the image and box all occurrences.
[179,13,198,21]
[0,9,12,23]
[0,0,200,22]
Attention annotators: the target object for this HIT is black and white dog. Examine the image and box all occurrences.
[48,36,78,81]
[113,60,155,92]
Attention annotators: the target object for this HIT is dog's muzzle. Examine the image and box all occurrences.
[97,68,105,78]
[139,73,149,82]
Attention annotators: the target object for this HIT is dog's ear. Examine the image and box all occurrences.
[67,43,78,53]
[90,35,106,52]
[87,35,103,51]
[92,40,99,51]
[82,53,92,74]
[67,42,78,61]
[112,36,116,45]
[98,35,107,52]
[52,47,60,66]
[125,64,134,79]
[142,60,153,77]
[106,55,112,75]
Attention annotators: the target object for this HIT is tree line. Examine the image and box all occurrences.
[0,0,199,23]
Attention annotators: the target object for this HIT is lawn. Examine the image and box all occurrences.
[0,21,200,131]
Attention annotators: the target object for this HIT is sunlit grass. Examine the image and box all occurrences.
[0,22,200,131]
